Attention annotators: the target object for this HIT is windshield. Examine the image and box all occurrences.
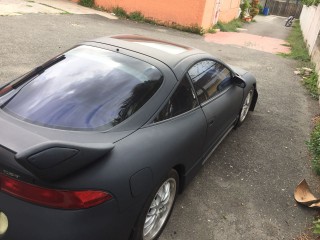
[1,46,163,130]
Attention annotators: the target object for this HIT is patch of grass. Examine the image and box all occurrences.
[314,219,320,234]
[281,43,291,47]
[112,6,128,18]
[170,23,204,35]
[79,0,94,8]
[282,21,310,62]
[280,20,319,100]
[144,17,157,25]
[303,70,319,100]
[207,28,218,33]
[214,19,243,32]
[307,122,320,175]
[128,11,144,21]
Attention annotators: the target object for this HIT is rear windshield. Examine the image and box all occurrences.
[1,46,163,130]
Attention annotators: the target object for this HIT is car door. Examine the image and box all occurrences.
[188,60,243,154]
[151,75,207,174]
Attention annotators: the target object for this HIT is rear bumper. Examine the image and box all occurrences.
[0,192,135,240]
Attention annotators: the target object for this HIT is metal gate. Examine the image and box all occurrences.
[265,0,303,18]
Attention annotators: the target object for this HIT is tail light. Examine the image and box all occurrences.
[0,174,112,209]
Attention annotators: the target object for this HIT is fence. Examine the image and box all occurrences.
[300,5,320,55]
[265,0,303,17]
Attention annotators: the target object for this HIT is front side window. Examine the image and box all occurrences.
[154,76,197,122]
[188,60,232,103]
[1,46,163,130]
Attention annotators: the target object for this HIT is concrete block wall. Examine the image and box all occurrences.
[300,5,320,97]
[300,5,320,55]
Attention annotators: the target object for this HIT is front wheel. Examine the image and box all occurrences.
[131,169,179,240]
[237,88,254,126]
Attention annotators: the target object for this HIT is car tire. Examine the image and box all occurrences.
[236,87,254,127]
[131,169,179,240]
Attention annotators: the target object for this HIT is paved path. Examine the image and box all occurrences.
[0,0,117,19]
[205,15,291,54]
[0,0,290,54]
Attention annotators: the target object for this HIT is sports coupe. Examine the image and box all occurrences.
[0,35,257,240]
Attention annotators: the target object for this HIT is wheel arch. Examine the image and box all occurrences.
[172,164,186,193]
[249,83,258,111]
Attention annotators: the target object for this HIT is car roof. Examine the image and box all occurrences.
[84,34,207,69]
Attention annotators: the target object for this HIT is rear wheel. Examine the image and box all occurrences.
[131,169,179,240]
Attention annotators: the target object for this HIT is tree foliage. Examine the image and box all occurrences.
[301,0,320,6]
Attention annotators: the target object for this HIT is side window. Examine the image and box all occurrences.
[154,76,198,122]
[188,60,232,104]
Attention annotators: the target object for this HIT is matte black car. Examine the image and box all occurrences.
[0,35,258,240]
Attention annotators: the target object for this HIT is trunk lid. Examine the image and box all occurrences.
[0,111,132,182]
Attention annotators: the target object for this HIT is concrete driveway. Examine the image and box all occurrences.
[0,6,319,240]
[205,15,291,54]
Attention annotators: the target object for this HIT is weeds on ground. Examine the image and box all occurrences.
[294,232,314,240]
[303,70,319,100]
[280,20,319,100]
[128,11,144,22]
[111,6,204,34]
[170,23,204,35]
[79,0,95,8]
[214,19,243,32]
[281,21,310,62]
[307,123,320,175]
[314,219,320,234]
[112,6,127,18]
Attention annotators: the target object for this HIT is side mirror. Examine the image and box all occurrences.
[233,76,246,88]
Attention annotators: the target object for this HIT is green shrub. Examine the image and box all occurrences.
[112,6,128,18]
[215,19,243,32]
[301,0,320,6]
[79,0,94,8]
[240,0,251,19]
[129,11,144,22]
[258,4,264,14]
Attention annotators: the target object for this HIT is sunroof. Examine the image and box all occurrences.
[111,35,191,54]
[135,41,187,54]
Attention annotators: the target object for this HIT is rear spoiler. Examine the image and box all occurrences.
[15,141,114,181]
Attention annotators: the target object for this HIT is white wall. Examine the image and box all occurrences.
[300,5,320,54]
